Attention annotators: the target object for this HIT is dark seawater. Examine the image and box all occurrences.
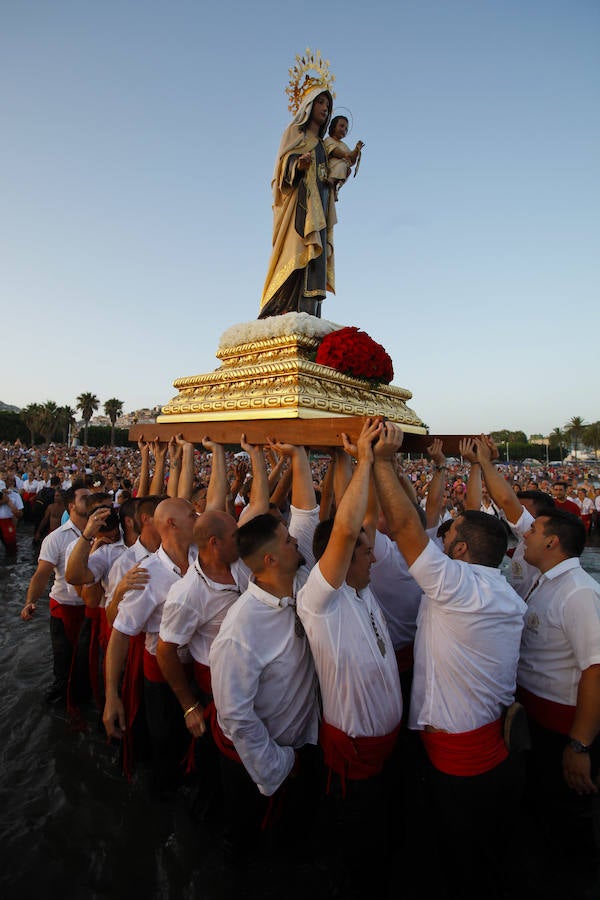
[1,524,599,899]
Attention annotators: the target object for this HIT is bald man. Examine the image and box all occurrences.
[103,497,198,793]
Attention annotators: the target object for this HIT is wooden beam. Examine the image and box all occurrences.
[129,419,473,455]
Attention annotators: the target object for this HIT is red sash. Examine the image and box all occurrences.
[319,720,400,795]
[121,633,145,780]
[517,685,575,736]
[395,642,414,674]
[421,718,508,776]
[193,660,212,697]
[49,598,86,725]
[85,606,103,710]
[206,701,242,763]
[143,648,165,683]
[49,597,85,647]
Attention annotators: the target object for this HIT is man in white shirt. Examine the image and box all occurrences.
[20,484,91,704]
[209,442,320,869]
[371,423,527,900]
[103,497,197,794]
[0,476,24,555]
[297,418,401,899]
[518,507,600,889]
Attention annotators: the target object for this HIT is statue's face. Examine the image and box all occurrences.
[310,93,330,126]
[332,118,348,140]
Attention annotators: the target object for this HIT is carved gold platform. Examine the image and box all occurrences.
[158,314,426,435]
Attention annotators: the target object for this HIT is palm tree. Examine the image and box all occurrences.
[548,427,566,462]
[20,403,44,445]
[56,405,76,444]
[584,421,600,460]
[38,401,59,443]
[103,398,124,446]
[564,416,587,458]
[76,392,99,445]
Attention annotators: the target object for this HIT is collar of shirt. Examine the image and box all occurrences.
[248,575,299,610]
[194,559,242,593]
[156,544,195,578]
[541,556,581,581]
[64,519,82,538]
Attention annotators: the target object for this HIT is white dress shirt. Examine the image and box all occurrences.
[298,564,402,737]
[209,567,319,797]
[517,557,600,706]
[408,539,527,733]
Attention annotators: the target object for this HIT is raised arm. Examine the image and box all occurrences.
[269,462,292,511]
[425,438,448,528]
[474,436,523,524]
[267,441,317,511]
[318,418,382,589]
[202,437,228,512]
[372,424,428,567]
[240,435,270,522]
[459,438,483,511]
[176,434,195,501]
[148,438,168,496]
[166,436,182,499]
[136,436,150,498]
[318,455,335,522]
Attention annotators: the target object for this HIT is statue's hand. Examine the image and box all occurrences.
[297,153,311,172]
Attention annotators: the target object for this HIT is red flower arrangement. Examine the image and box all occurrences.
[315,326,394,385]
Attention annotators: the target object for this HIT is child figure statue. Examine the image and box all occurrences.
[324,115,364,201]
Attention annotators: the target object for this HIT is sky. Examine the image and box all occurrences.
[1,0,598,436]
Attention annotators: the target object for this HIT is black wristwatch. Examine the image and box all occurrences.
[568,738,592,754]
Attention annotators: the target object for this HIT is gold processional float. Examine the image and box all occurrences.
[131,51,463,453]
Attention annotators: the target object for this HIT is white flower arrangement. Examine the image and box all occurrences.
[219,313,341,350]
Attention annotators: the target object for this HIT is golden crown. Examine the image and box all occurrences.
[285,48,336,114]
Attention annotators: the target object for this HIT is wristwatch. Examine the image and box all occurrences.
[568,738,592,754]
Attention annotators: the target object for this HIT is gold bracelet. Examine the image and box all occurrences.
[183,702,200,719]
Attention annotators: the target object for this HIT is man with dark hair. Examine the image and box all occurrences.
[469,437,555,599]
[371,423,527,900]
[518,507,600,890]
[209,441,320,868]
[552,481,581,516]
[20,484,91,705]
[297,419,402,898]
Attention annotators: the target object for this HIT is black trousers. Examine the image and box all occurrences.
[143,678,189,794]
[417,741,526,900]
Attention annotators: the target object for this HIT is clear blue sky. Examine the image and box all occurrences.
[2,1,598,435]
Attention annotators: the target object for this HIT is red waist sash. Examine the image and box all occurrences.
[517,685,575,736]
[49,597,85,646]
[193,660,212,697]
[85,606,104,710]
[421,718,508,776]
[206,702,242,763]
[121,632,146,781]
[320,720,400,790]
[143,648,165,682]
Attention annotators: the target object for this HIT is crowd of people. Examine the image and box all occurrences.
[2,430,600,899]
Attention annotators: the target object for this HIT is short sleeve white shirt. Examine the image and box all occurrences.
[369,528,437,649]
[408,539,527,733]
[113,544,197,655]
[38,519,83,606]
[297,564,402,737]
[517,557,600,706]
[507,507,540,600]
[160,558,249,665]
[104,538,155,608]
